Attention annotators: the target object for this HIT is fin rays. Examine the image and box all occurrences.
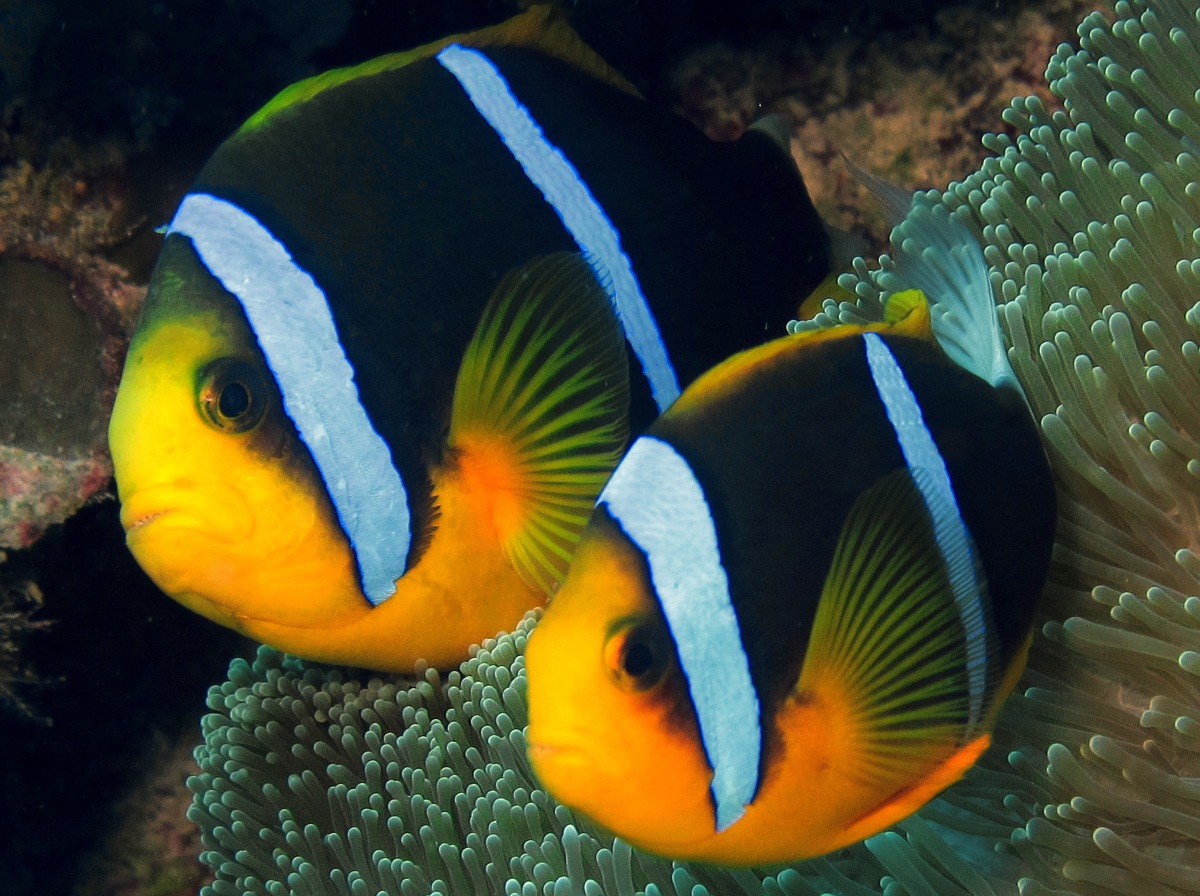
[798,470,989,787]
[451,253,630,594]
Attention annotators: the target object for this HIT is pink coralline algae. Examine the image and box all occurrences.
[0,157,144,550]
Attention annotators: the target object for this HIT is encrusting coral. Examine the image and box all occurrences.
[190,0,1200,893]
[0,155,142,550]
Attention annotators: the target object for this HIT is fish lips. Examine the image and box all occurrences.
[525,728,600,786]
[119,482,254,544]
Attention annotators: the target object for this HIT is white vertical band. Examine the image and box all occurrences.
[863,332,987,730]
[599,435,759,830]
[437,43,680,412]
[169,192,411,606]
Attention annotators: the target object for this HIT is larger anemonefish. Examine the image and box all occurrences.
[525,201,1057,864]
[106,6,830,672]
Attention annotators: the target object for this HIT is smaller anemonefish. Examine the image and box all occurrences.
[525,202,1057,865]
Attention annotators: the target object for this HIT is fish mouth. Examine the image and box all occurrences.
[120,500,182,535]
[525,729,594,768]
[525,730,612,812]
[123,508,167,533]
[119,482,253,542]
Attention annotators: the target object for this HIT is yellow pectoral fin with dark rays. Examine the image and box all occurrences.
[795,468,997,845]
[840,730,992,848]
[449,252,630,595]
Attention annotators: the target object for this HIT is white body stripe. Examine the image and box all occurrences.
[599,436,759,830]
[169,192,411,606]
[436,43,681,412]
[862,332,988,731]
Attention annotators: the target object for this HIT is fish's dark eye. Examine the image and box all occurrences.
[218,381,250,419]
[605,618,673,693]
[199,359,268,433]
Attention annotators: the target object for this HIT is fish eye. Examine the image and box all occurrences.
[198,359,269,433]
[605,618,673,693]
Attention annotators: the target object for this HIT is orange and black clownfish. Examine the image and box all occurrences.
[106,6,830,672]
[526,202,1057,865]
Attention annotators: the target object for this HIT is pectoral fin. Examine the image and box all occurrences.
[841,731,992,846]
[450,252,630,594]
[796,469,996,797]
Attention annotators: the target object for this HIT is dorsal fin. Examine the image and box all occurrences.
[476,4,640,96]
[449,252,630,595]
[241,5,638,134]
[796,469,997,790]
[681,289,935,416]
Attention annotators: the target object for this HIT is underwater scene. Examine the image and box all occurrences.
[1,0,1198,893]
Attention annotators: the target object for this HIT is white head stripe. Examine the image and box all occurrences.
[436,44,680,412]
[862,332,988,731]
[169,192,411,606]
[599,436,760,830]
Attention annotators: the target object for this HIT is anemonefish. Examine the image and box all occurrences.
[106,6,830,672]
[525,201,1056,864]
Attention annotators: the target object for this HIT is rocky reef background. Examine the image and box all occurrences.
[0,0,1106,893]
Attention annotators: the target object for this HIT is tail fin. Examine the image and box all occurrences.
[884,198,1023,398]
[792,162,1022,400]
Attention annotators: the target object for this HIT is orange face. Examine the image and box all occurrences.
[525,514,720,852]
[108,272,367,630]
[108,250,543,672]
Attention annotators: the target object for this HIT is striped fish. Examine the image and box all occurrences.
[525,204,1056,865]
[106,6,830,672]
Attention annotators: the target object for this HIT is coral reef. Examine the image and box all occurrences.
[663,0,1106,247]
[0,153,142,550]
[0,0,358,554]
[190,0,1200,893]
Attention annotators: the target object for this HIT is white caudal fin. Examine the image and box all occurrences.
[847,160,1023,399]
[887,198,1023,398]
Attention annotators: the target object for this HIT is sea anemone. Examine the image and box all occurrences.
[797,0,1200,890]
[192,616,839,896]
[193,615,1002,895]
[190,0,1200,892]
